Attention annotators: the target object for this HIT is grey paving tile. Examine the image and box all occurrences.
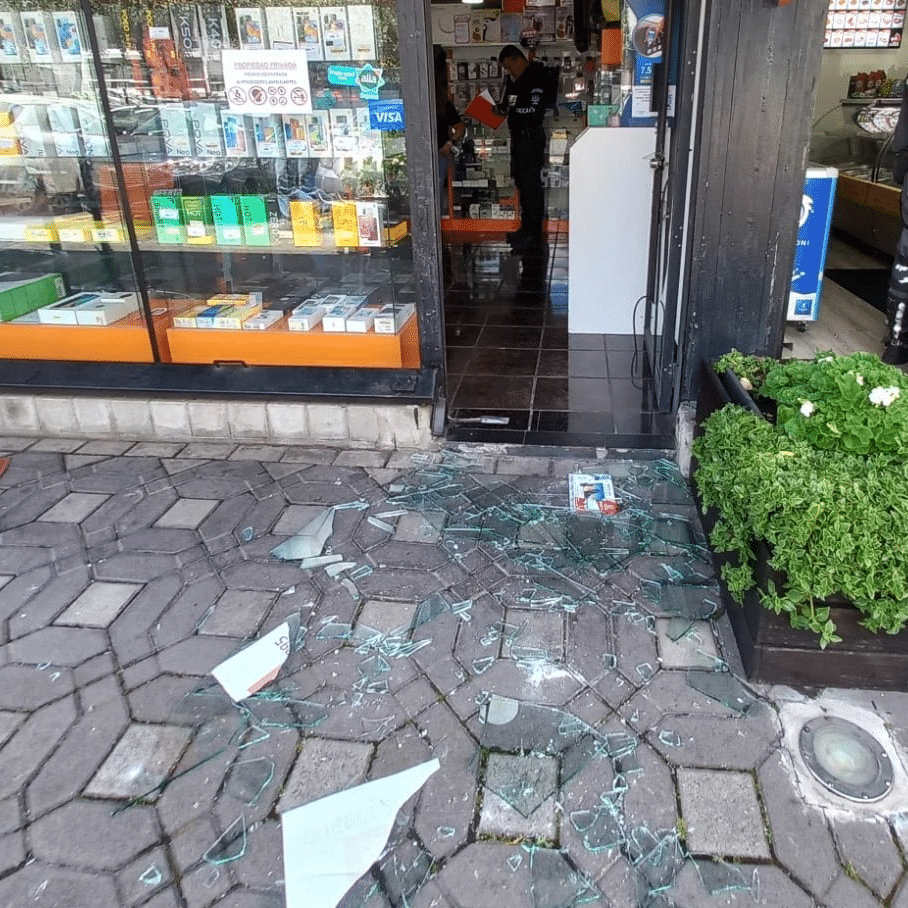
[655,619,719,669]
[116,846,174,906]
[0,712,21,748]
[831,816,903,900]
[86,723,194,799]
[198,589,275,636]
[0,829,24,876]
[393,511,443,544]
[334,450,391,468]
[63,454,110,470]
[180,442,237,459]
[155,498,219,529]
[7,625,109,666]
[436,843,533,908]
[125,442,185,458]
[678,768,769,859]
[0,862,118,908]
[230,444,287,461]
[276,738,373,812]
[821,872,884,908]
[29,438,83,452]
[76,440,134,455]
[478,753,558,839]
[55,581,142,627]
[356,599,418,636]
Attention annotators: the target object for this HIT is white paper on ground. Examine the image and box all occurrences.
[211,620,294,701]
[280,758,441,908]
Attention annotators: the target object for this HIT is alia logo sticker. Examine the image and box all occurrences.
[369,100,405,130]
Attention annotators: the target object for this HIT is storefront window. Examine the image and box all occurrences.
[0,0,418,370]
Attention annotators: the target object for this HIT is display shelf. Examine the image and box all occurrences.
[166,312,420,368]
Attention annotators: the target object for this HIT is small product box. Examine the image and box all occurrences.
[37,292,100,325]
[384,219,409,245]
[210,195,243,245]
[322,300,360,332]
[159,104,194,157]
[287,301,326,332]
[221,111,251,157]
[0,272,65,322]
[239,195,270,246]
[355,201,383,247]
[193,304,232,329]
[374,303,415,334]
[188,102,224,157]
[180,196,214,244]
[172,305,206,329]
[253,115,285,157]
[344,303,384,333]
[330,201,359,247]
[47,104,82,156]
[91,221,125,243]
[23,220,59,244]
[289,200,323,247]
[56,212,95,244]
[213,302,262,330]
[243,309,284,330]
[150,192,186,244]
[74,291,140,326]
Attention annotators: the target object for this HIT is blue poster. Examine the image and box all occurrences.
[787,167,838,322]
[619,0,675,127]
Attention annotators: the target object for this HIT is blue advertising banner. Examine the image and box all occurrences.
[619,0,677,127]
[368,99,405,131]
[787,167,839,322]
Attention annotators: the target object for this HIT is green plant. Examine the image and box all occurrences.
[693,352,908,647]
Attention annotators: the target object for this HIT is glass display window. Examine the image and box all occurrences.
[0,1,419,370]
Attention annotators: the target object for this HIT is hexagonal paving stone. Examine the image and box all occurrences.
[478,753,558,840]
[356,600,419,636]
[277,738,373,812]
[55,582,142,628]
[86,723,193,799]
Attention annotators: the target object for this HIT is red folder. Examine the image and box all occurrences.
[465,90,506,129]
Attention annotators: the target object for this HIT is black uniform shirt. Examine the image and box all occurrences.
[503,60,547,134]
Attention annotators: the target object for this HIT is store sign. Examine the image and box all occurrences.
[223,49,313,114]
[787,167,838,322]
[327,63,385,100]
[369,99,405,130]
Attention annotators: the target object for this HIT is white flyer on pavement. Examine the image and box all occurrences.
[211,620,294,701]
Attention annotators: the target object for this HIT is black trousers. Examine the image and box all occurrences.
[510,129,547,240]
[887,180,908,349]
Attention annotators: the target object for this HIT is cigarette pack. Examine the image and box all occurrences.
[322,300,360,332]
[194,304,232,328]
[38,292,100,325]
[243,309,284,330]
[373,303,415,334]
[287,301,326,331]
[0,272,65,322]
[74,292,140,326]
[213,302,261,330]
[172,305,206,328]
[331,201,358,247]
[47,104,82,156]
[253,115,285,157]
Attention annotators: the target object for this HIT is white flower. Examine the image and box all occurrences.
[800,400,815,417]
[855,373,865,386]
[869,386,901,407]
[740,376,753,391]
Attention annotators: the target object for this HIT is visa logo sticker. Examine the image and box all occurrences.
[369,100,405,131]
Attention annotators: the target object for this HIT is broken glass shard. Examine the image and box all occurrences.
[271,508,335,561]
[694,859,756,896]
[202,816,247,865]
[528,847,601,908]
[139,866,163,886]
[685,670,757,714]
[225,757,275,805]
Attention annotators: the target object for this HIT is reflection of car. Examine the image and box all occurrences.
[111,105,166,160]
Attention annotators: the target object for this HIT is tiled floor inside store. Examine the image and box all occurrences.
[442,233,674,448]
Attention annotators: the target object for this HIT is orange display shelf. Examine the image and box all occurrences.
[441,217,569,235]
[166,313,421,369]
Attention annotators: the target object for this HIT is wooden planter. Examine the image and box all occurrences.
[694,362,908,690]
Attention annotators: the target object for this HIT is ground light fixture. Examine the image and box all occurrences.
[798,716,894,802]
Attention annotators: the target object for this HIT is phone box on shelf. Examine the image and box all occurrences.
[322,300,360,332]
[47,104,82,156]
[74,291,140,326]
[239,195,270,246]
[210,195,243,245]
[253,115,284,157]
[287,301,326,332]
[213,302,262,330]
[0,272,65,322]
[345,303,385,333]
[243,309,284,330]
[355,201,383,247]
[330,201,359,247]
[374,303,415,334]
[384,219,409,245]
[159,104,194,157]
[150,193,185,244]
[289,200,323,247]
[180,196,214,244]
[188,102,224,157]
[221,111,251,157]
[37,292,100,325]
[14,121,48,158]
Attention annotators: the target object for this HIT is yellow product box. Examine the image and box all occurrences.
[172,305,207,329]
[212,303,262,330]
[289,200,322,247]
[0,110,12,127]
[55,213,96,244]
[24,223,59,243]
[92,222,126,244]
[330,201,359,248]
[0,124,20,155]
[206,292,263,307]
[384,219,409,245]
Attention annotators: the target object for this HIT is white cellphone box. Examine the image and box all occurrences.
[159,104,193,157]
[374,303,415,334]
[321,301,359,332]
[38,292,100,325]
[243,309,283,330]
[74,292,139,326]
[287,302,325,332]
[345,304,383,333]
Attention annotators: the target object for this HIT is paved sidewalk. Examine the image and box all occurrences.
[0,436,907,908]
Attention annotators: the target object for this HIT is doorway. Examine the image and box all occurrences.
[429,0,685,446]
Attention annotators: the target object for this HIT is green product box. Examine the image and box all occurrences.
[180,196,214,244]
[239,195,271,247]
[150,193,186,244]
[210,195,244,246]
[0,272,65,322]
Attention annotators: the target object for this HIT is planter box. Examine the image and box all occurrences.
[694,362,908,690]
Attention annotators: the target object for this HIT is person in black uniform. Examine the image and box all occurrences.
[884,84,908,365]
[435,45,464,196]
[495,44,548,253]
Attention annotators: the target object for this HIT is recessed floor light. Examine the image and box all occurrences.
[799,716,894,802]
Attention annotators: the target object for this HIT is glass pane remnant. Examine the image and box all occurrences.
[202,816,247,865]
[685,670,757,714]
[225,757,275,806]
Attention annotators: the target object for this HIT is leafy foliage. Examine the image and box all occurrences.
[695,352,908,647]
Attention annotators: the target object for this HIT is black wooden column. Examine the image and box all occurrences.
[679,0,828,401]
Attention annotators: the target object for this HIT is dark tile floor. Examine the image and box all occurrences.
[442,236,675,447]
